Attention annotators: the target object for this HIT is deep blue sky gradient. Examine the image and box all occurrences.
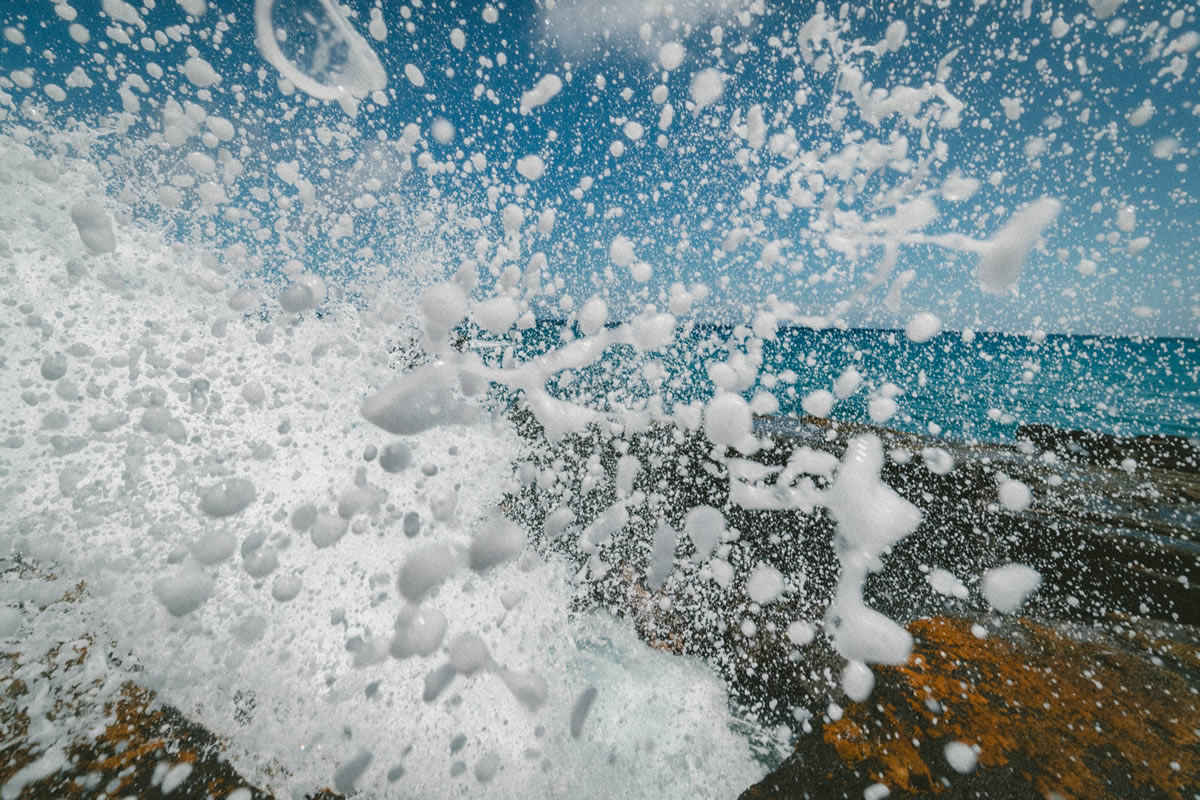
[1,0,1196,335]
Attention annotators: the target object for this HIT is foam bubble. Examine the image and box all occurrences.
[981,563,1042,613]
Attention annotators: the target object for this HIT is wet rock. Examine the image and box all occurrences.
[740,615,1200,799]
[0,682,272,799]
[0,576,342,800]
[504,403,1200,736]
[1017,423,1200,474]
[0,681,348,800]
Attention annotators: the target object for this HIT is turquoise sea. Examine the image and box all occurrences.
[501,323,1200,443]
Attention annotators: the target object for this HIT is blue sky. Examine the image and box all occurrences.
[1,0,1197,336]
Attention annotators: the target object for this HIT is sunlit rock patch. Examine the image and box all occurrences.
[1,681,270,800]
[742,615,1200,799]
[0,569,329,800]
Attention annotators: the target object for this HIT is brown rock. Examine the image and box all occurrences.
[742,615,1199,799]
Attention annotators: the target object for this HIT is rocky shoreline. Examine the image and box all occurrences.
[741,614,1199,799]
[3,413,1197,798]
[509,408,1200,796]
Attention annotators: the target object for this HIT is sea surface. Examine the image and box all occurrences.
[500,323,1200,442]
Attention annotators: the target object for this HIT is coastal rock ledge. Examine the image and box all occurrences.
[740,614,1199,800]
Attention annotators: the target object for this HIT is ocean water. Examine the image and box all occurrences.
[502,322,1200,442]
[1,1,1197,798]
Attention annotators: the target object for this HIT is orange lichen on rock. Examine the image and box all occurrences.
[1,679,262,798]
[822,616,1200,798]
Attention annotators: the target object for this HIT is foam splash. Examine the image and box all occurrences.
[0,0,1194,796]
[0,136,762,797]
[253,0,386,111]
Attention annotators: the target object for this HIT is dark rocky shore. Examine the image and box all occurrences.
[509,408,1200,797]
[3,412,1197,798]
[1,676,272,799]
[741,614,1199,799]
[740,419,1200,798]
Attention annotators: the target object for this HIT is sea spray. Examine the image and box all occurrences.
[1,1,1196,797]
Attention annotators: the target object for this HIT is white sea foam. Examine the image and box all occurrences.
[0,135,763,798]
